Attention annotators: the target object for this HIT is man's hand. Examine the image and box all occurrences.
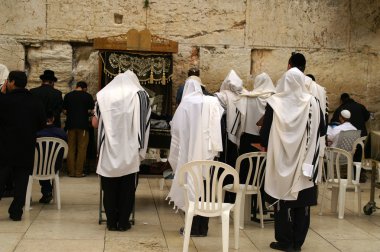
[1,80,7,94]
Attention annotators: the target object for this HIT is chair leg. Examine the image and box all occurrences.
[240,194,248,229]
[25,176,33,211]
[354,163,361,192]
[54,175,61,210]
[356,185,361,216]
[331,186,339,213]
[319,181,328,216]
[183,211,194,252]
[221,211,230,252]
[257,192,264,228]
[338,184,347,219]
[233,194,241,250]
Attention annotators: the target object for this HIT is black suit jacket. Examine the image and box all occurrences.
[30,84,63,127]
[0,89,46,168]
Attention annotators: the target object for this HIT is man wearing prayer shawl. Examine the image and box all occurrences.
[92,70,151,232]
[215,70,247,168]
[235,72,275,183]
[167,77,224,237]
[260,66,325,252]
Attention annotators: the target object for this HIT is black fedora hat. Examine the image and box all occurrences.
[40,70,58,82]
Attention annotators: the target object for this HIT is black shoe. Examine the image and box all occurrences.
[39,194,53,204]
[293,246,301,252]
[107,225,118,231]
[118,222,131,232]
[9,215,21,221]
[179,227,207,237]
[270,242,293,251]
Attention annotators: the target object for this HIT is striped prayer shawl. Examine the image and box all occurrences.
[137,90,151,149]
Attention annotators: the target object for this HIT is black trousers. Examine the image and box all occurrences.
[101,173,137,229]
[274,202,310,249]
[191,215,209,235]
[0,165,30,218]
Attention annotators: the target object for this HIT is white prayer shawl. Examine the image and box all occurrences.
[238,73,275,136]
[0,64,9,88]
[327,122,357,147]
[168,78,224,211]
[264,68,321,201]
[304,76,328,182]
[96,70,151,177]
[215,70,246,146]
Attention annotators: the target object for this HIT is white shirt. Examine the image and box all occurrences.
[327,122,357,147]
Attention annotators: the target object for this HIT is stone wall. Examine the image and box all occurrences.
[0,0,379,129]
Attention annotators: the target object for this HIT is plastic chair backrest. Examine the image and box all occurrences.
[352,136,366,158]
[33,137,68,179]
[336,130,361,152]
[235,152,267,191]
[325,147,354,183]
[179,160,239,214]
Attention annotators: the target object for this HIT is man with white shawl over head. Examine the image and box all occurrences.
[168,77,224,237]
[235,73,275,183]
[92,70,151,232]
[215,70,247,170]
[260,67,325,251]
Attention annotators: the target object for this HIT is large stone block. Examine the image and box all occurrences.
[0,37,25,71]
[27,42,72,94]
[200,46,251,93]
[147,0,246,46]
[46,0,145,40]
[72,47,98,98]
[0,0,46,39]
[351,0,380,52]
[246,0,350,49]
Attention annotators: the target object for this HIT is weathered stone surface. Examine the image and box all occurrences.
[200,46,251,93]
[0,37,25,70]
[367,53,380,130]
[351,1,380,52]
[27,42,72,94]
[247,0,350,49]
[0,0,46,39]
[72,46,98,98]
[148,0,246,46]
[46,1,246,46]
[46,0,145,41]
[250,49,370,113]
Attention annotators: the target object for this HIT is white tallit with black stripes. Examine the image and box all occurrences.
[215,70,246,146]
[265,68,321,201]
[95,70,151,177]
[167,77,224,211]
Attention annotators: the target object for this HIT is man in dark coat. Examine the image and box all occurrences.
[0,71,46,221]
[331,93,370,136]
[30,70,63,128]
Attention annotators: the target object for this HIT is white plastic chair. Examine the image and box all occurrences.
[25,137,68,211]
[319,147,361,219]
[223,152,267,229]
[335,130,361,153]
[179,160,241,252]
[351,136,367,185]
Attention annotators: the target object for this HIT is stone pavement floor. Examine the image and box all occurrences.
[0,174,380,252]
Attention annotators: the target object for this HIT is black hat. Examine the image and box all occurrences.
[39,70,57,82]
